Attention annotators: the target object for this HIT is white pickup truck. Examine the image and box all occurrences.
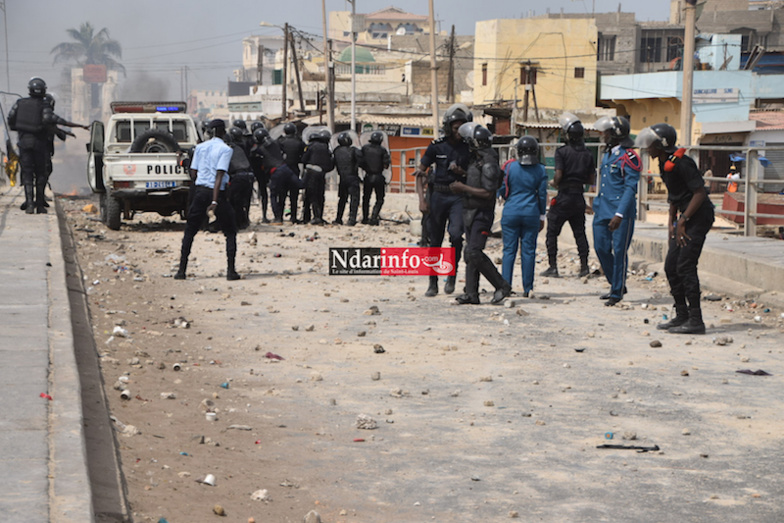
[87,101,201,230]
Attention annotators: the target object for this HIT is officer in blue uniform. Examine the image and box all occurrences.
[592,115,640,306]
[414,103,472,297]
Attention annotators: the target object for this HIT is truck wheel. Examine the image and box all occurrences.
[130,129,180,153]
[101,192,122,230]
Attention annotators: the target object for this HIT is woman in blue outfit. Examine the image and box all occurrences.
[500,136,548,297]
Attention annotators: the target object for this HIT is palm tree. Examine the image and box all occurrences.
[51,22,125,75]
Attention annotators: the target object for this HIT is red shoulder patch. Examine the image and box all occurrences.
[622,148,642,172]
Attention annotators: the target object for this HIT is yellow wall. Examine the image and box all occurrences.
[473,18,598,112]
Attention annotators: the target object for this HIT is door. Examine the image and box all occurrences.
[87,121,105,193]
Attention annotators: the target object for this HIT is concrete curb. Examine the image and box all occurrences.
[48,200,94,522]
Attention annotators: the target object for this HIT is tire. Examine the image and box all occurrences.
[101,192,122,230]
[130,129,179,154]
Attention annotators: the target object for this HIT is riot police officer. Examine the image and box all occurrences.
[249,121,269,222]
[301,128,333,225]
[225,127,255,229]
[414,103,472,297]
[332,132,362,225]
[360,131,390,225]
[541,112,595,278]
[592,115,641,306]
[449,123,510,305]
[253,127,304,225]
[636,123,714,334]
[278,122,306,223]
[9,77,87,213]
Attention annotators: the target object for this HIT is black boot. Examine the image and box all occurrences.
[657,302,688,330]
[669,308,706,335]
[227,248,240,280]
[578,259,590,277]
[455,293,480,305]
[424,276,438,297]
[174,258,188,280]
[35,181,48,214]
[444,275,456,294]
[540,266,559,278]
[490,282,512,305]
[24,185,35,214]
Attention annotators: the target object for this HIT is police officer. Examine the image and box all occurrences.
[278,122,306,223]
[449,122,510,305]
[414,103,472,297]
[9,77,87,213]
[360,131,391,225]
[592,115,641,306]
[249,121,269,222]
[332,132,362,225]
[541,112,595,278]
[637,123,714,334]
[225,126,255,229]
[175,119,240,281]
[301,128,333,225]
[254,127,303,225]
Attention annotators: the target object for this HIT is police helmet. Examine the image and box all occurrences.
[458,122,492,150]
[594,115,631,147]
[250,121,265,132]
[44,93,56,109]
[283,122,297,136]
[232,119,247,131]
[311,128,331,143]
[253,127,270,144]
[442,103,473,137]
[28,77,47,97]
[337,132,353,147]
[516,136,540,166]
[369,131,384,145]
[228,126,244,142]
[558,112,584,144]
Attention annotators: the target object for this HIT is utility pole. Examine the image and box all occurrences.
[322,0,334,132]
[349,0,357,132]
[328,39,335,128]
[447,25,455,103]
[512,78,518,136]
[680,0,697,146]
[428,0,439,135]
[257,44,264,85]
[523,63,530,122]
[282,22,289,120]
[288,31,305,112]
[0,1,9,91]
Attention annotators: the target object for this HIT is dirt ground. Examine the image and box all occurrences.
[61,191,784,523]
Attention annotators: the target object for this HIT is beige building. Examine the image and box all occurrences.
[329,6,431,44]
[472,18,598,114]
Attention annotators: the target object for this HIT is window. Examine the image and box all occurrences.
[520,65,537,85]
[574,67,585,79]
[666,37,682,62]
[482,63,487,86]
[598,34,616,61]
[640,37,662,63]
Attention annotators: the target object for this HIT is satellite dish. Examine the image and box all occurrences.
[396,27,406,35]
[465,71,474,89]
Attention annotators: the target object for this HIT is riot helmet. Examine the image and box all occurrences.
[337,132,353,147]
[442,103,473,138]
[228,126,244,143]
[253,127,270,144]
[283,122,297,136]
[458,122,493,151]
[232,119,247,131]
[594,115,631,147]
[250,121,265,132]
[516,136,540,166]
[558,112,584,144]
[28,77,46,97]
[635,123,677,154]
[311,128,331,143]
[369,131,384,145]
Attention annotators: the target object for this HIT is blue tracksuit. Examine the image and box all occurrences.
[592,144,640,300]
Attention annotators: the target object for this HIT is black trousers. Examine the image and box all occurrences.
[253,168,270,219]
[180,186,237,264]
[228,172,254,229]
[19,139,49,187]
[304,170,326,222]
[268,164,302,222]
[428,190,463,269]
[664,204,714,310]
[545,190,589,266]
[336,175,360,222]
[463,207,506,297]
[362,173,386,221]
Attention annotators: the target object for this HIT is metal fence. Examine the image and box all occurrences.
[387,142,784,238]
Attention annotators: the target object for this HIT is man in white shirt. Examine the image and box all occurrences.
[175,119,240,280]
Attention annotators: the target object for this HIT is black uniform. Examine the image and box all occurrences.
[545,143,595,271]
[248,146,268,221]
[225,139,254,230]
[360,142,391,225]
[8,95,50,213]
[459,147,508,302]
[421,137,471,290]
[333,144,362,225]
[278,134,306,222]
[256,137,302,223]
[659,153,714,324]
[301,141,333,224]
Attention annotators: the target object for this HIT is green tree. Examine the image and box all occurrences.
[50,22,125,75]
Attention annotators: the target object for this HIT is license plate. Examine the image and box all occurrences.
[145,181,177,189]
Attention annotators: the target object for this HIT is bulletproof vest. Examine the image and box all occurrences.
[361,144,386,174]
[559,144,594,189]
[464,148,501,210]
[258,139,285,171]
[333,146,359,178]
[228,144,251,174]
[279,135,305,169]
[12,97,45,134]
[304,142,333,173]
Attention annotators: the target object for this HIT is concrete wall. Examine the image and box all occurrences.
[473,18,598,112]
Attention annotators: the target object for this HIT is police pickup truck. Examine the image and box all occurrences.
[87,101,200,230]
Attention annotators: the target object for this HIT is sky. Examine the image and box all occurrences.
[1,0,667,103]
